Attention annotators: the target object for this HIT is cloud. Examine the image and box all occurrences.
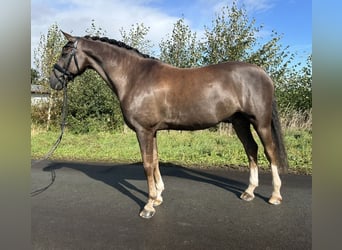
[242,0,275,13]
[30,0,279,67]
[32,0,177,38]
[31,0,180,66]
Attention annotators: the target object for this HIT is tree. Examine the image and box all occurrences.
[202,1,295,83]
[159,18,202,68]
[33,23,65,130]
[31,68,39,85]
[34,23,65,82]
[202,2,260,65]
[247,30,296,85]
[119,23,154,55]
[276,54,312,112]
[85,19,107,36]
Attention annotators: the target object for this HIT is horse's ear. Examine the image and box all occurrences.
[61,30,76,42]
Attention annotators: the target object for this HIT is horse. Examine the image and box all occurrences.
[50,31,288,219]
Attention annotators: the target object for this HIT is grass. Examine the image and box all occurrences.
[31,128,312,175]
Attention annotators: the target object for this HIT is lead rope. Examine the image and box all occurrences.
[31,86,68,197]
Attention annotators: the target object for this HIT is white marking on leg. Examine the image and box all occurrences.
[245,166,258,194]
[241,166,259,201]
[249,166,259,188]
[153,175,164,206]
[271,164,281,192]
[156,179,164,193]
[269,164,282,204]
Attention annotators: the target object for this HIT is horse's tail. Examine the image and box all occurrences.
[271,97,289,174]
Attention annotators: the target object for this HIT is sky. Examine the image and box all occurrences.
[31,0,311,68]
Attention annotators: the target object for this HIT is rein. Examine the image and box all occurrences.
[31,40,79,196]
[31,86,68,196]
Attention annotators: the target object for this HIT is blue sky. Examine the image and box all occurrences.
[31,0,311,67]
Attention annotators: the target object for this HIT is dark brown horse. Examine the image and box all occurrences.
[50,31,288,219]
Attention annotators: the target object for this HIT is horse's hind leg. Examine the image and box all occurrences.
[255,125,282,205]
[232,118,259,202]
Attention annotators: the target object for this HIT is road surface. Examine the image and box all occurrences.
[31,160,311,249]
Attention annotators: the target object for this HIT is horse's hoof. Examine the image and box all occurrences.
[153,198,163,207]
[139,208,155,219]
[240,192,255,201]
[269,196,282,205]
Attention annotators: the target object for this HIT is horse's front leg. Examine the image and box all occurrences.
[136,130,158,219]
[152,135,164,207]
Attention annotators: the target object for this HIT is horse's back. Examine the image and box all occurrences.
[158,61,273,91]
[157,61,274,109]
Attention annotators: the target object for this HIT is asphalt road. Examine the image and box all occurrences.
[31,160,311,249]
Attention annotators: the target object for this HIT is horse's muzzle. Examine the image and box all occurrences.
[49,76,64,91]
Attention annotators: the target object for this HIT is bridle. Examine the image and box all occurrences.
[53,39,81,87]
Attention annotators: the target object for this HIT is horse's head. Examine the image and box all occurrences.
[50,31,87,90]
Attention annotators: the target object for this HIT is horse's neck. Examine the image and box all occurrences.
[85,44,137,100]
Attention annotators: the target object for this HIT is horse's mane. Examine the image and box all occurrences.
[83,35,157,60]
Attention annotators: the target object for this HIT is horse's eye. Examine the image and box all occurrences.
[61,50,70,57]
[61,45,72,57]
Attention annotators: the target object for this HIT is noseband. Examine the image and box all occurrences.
[53,39,80,87]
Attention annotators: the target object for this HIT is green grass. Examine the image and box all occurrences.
[31,129,312,174]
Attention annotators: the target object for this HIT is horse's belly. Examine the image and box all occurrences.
[162,106,231,130]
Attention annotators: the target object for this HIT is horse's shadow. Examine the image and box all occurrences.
[43,161,269,209]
